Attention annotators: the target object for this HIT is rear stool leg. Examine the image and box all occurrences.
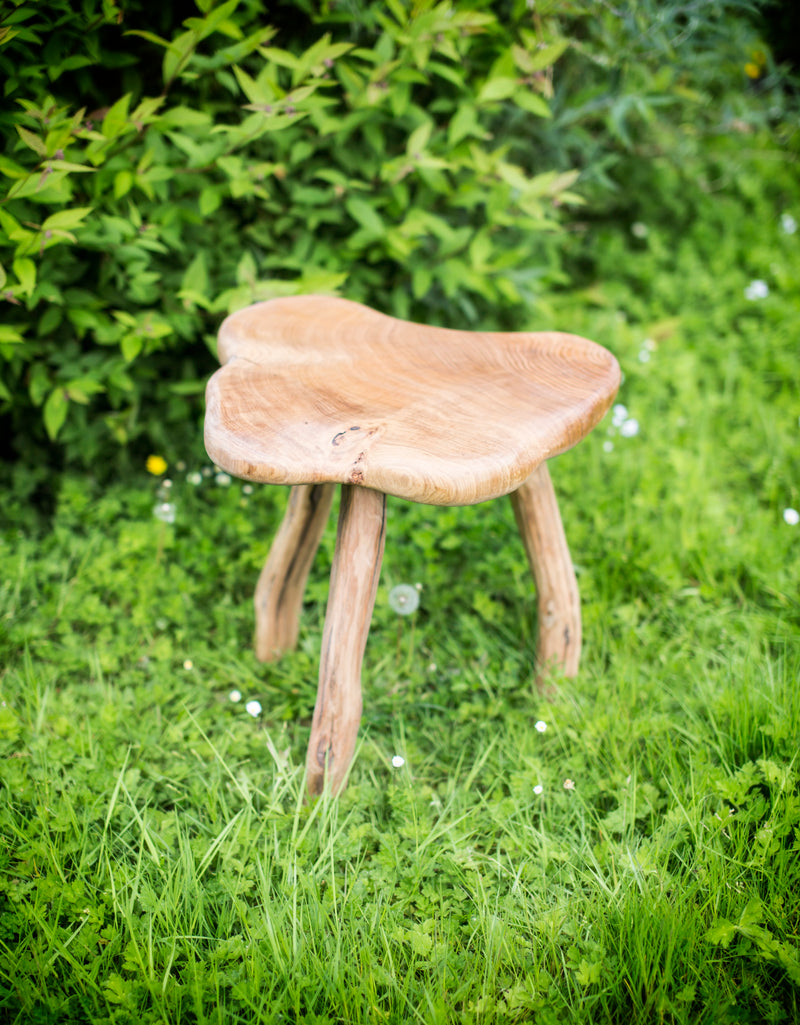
[510,461,581,687]
[307,485,386,796]
[255,483,336,661]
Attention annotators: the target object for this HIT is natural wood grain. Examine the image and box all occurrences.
[254,483,335,661]
[510,463,581,686]
[205,295,621,507]
[306,485,386,795]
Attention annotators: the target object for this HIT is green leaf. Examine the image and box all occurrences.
[42,207,93,232]
[513,91,552,118]
[528,39,570,73]
[0,324,24,345]
[477,77,518,104]
[43,388,69,440]
[449,105,480,146]
[16,125,46,156]
[121,333,144,362]
[345,197,384,236]
[407,120,432,156]
[12,258,36,296]
[102,94,131,139]
[705,920,736,946]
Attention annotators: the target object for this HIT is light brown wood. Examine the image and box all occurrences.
[306,485,386,795]
[205,295,621,507]
[254,483,335,661]
[510,463,581,685]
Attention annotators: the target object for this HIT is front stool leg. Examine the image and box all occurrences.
[307,485,387,795]
[510,461,581,687]
[254,483,336,661]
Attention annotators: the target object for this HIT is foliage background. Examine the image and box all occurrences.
[1,0,795,480]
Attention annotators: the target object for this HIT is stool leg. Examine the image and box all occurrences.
[254,483,336,661]
[510,462,581,686]
[307,485,387,796]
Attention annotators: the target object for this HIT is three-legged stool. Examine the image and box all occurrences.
[204,296,620,794]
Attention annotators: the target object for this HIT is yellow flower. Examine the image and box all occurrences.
[146,454,168,476]
[744,62,761,79]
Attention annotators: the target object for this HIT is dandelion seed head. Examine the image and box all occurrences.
[153,502,176,524]
[389,584,419,616]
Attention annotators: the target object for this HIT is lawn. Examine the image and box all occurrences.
[2,98,800,1025]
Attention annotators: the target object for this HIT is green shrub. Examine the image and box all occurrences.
[0,0,580,470]
[0,0,794,473]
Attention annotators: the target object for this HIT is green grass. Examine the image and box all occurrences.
[2,134,800,1023]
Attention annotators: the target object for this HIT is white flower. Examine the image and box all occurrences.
[187,471,203,486]
[245,700,262,717]
[391,755,405,768]
[620,418,640,438]
[603,440,614,453]
[535,720,547,733]
[781,212,797,235]
[215,472,232,486]
[183,659,193,670]
[229,689,242,703]
[153,502,176,523]
[389,584,419,615]
[563,778,575,790]
[783,508,799,526]
[630,221,648,239]
[533,784,544,795]
[744,279,769,300]
[242,484,254,495]
[638,348,651,363]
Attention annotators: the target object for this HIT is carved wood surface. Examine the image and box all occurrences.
[306,485,386,795]
[510,463,581,684]
[254,482,335,661]
[205,295,621,506]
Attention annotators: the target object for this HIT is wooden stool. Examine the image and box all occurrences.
[204,295,620,794]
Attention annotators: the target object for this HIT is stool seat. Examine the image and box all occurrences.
[205,295,620,506]
[204,295,620,796]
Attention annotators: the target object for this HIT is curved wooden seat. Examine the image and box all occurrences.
[204,295,620,795]
[205,295,620,506]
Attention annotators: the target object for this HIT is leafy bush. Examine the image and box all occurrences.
[0,0,793,473]
[0,0,580,470]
